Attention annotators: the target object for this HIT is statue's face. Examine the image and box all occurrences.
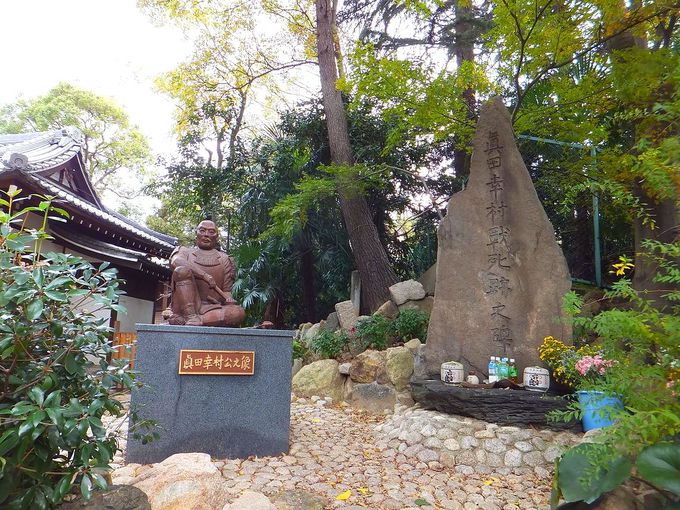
[195,221,218,250]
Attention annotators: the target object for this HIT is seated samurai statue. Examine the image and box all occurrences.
[167,220,246,327]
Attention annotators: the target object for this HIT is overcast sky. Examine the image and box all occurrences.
[0,0,191,154]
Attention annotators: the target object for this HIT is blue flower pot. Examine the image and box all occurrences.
[576,390,623,431]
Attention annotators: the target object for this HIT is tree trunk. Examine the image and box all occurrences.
[316,0,398,312]
[298,231,318,322]
[453,2,475,180]
[607,29,680,308]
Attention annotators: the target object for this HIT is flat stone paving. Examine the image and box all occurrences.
[110,395,553,509]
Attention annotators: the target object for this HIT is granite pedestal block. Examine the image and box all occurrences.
[126,324,294,464]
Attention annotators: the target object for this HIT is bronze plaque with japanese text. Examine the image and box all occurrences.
[178,349,255,375]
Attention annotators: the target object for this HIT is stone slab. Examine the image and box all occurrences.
[422,97,571,378]
[410,378,581,431]
[127,324,294,464]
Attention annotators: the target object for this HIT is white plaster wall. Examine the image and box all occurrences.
[117,295,155,333]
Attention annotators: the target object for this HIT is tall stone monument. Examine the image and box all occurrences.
[421,97,571,378]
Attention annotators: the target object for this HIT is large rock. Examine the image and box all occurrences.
[421,97,571,378]
[322,312,339,331]
[60,485,151,510]
[271,490,327,510]
[292,359,345,401]
[349,349,386,383]
[398,296,434,316]
[348,382,396,413]
[223,491,276,510]
[375,300,399,320]
[385,346,415,390]
[403,338,422,354]
[418,263,437,296]
[335,300,359,331]
[302,323,321,346]
[389,280,426,306]
[112,453,228,510]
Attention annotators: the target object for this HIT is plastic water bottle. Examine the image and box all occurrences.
[509,358,518,382]
[488,356,498,383]
[499,357,509,379]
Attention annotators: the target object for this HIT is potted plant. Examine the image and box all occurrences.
[539,337,622,431]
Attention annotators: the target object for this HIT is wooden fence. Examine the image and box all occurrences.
[111,332,137,368]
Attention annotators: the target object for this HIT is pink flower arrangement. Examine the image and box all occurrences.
[575,355,616,378]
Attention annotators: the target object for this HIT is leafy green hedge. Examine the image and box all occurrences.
[0,188,153,509]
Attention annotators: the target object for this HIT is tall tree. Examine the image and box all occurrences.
[0,82,152,199]
[316,0,397,312]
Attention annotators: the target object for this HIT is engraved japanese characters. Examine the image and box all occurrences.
[421,97,571,378]
[167,220,246,327]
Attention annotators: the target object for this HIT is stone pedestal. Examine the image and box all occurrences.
[126,324,294,464]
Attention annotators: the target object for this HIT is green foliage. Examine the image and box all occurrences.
[355,314,392,351]
[391,309,429,342]
[636,442,680,496]
[550,240,680,507]
[0,188,154,508]
[552,441,680,507]
[0,83,152,199]
[292,339,307,361]
[310,330,349,360]
[554,443,632,504]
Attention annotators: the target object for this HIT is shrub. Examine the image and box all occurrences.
[355,314,392,350]
[310,329,348,359]
[292,339,307,361]
[392,309,429,342]
[549,242,680,507]
[0,188,150,508]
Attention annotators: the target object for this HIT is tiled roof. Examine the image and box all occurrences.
[0,128,177,253]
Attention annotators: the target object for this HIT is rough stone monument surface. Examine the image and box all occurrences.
[127,324,294,464]
[421,97,571,378]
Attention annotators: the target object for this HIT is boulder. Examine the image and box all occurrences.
[292,358,303,378]
[385,346,415,390]
[349,349,386,383]
[589,487,640,510]
[60,485,151,510]
[335,300,359,331]
[403,338,422,354]
[348,382,396,413]
[389,280,426,306]
[375,300,399,320]
[298,322,313,339]
[322,312,339,332]
[112,453,228,510]
[302,323,321,346]
[292,359,345,402]
[271,490,327,510]
[338,362,352,375]
[418,263,437,296]
[223,491,276,510]
[398,296,434,316]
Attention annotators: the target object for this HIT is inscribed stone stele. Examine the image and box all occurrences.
[421,97,571,378]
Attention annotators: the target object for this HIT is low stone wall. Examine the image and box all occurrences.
[374,405,582,476]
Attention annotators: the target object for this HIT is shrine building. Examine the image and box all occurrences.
[0,127,177,334]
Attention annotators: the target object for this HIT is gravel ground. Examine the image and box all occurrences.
[108,394,554,509]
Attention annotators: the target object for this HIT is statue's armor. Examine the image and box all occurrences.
[170,246,237,315]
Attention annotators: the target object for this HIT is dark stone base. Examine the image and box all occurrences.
[127,324,294,464]
[410,378,581,431]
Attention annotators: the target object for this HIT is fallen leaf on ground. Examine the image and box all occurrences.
[336,490,352,500]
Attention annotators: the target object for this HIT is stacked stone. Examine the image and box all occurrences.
[375,405,581,478]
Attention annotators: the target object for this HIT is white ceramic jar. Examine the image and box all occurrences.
[523,366,550,392]
[441,361,464,385]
